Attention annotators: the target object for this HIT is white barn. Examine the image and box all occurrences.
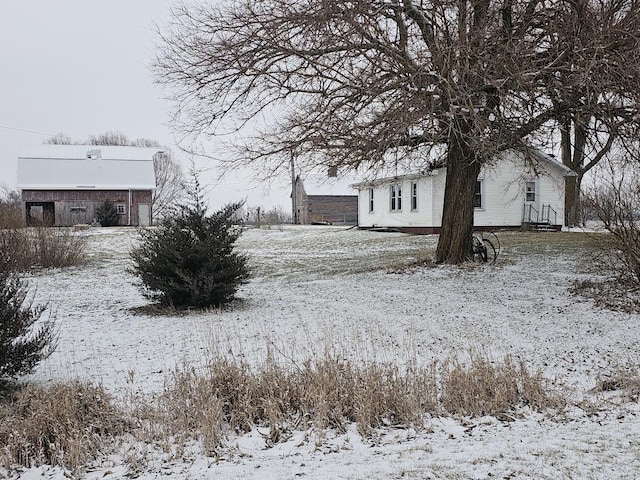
[352,150,574,233]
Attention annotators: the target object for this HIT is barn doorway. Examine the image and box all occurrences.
[138,203,150,226]
[26,202,55,226]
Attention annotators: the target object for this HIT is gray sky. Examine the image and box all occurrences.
[0,1,290,209]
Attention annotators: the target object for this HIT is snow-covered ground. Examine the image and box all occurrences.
[12,226,640,479]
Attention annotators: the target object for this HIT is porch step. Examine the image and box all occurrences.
[521,222,558,232]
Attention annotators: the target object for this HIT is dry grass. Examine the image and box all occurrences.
[594,366,640,403]
[0,351,564,473]
[571,277,640,314]
[440,353,561,417]
[153,350,556,451]
[0,381,127,473]
[153,353,438,451]
[0,227,87,270]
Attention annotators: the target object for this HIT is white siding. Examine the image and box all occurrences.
[474,159,525,227]
[357,174,439,228]
[430,170,446,227]
[355,151,568,229]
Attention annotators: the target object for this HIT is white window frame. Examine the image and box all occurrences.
[474,180,484,209]
[368,188,374,213]
[525,181,536,202]
[116,204,126,215]
[390,183,402,211]
[411,181,418,211]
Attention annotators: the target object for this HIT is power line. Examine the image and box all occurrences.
[0,124,85,142]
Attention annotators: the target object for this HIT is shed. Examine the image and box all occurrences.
[352,149,574,233]
[17,145,159,226]
[292,173,358,225]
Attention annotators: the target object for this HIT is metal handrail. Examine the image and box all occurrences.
[524,204,557,225]
[540,204,557,225]
[523,204,539,223]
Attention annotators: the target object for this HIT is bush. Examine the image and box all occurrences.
[130,201,250,309]
[0,254,55,383]
[584,171,640,285]
[0,196,23,229]
[0,227,86,271]
[95,201,120,227]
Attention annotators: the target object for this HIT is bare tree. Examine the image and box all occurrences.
[154,0,640,262]
[133,137,161,148]
[584,162,640,285]
[45,132,74,145]
[88,131,132,146]
[535,1,640,227]
[152,150,185,221]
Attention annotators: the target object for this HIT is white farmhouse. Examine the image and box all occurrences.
[352,149,574,233]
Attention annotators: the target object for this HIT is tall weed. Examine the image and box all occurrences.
[0,382,126,472]
[0,227,86,270]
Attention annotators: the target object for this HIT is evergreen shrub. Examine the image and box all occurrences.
[0,254,56,384]
[95,201,120,227]
[130,201,250,309]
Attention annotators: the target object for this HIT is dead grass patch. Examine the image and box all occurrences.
[0,381,127,473]
[155,354,438,450]
[570,278,640,314]
[594,366,640,403]
[0,352,564,472]
[154,351,558,451]
[440,354,561,417]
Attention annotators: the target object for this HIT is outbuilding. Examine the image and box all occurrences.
[17,145,159,227]
[292,173,358,225]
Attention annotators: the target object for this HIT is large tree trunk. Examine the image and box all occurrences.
[435,139,483,264]
[565,172,585,227]
[565,174,579,227]
[561,118,587,227]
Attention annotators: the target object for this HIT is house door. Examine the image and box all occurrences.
[524,180,539,222]
[138,204,150,226]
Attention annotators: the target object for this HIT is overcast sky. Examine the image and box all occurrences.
[0,1,291,210]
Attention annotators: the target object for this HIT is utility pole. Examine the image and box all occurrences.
[290,152,298,224]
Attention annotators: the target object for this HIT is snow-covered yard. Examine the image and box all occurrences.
[12,226,640,479]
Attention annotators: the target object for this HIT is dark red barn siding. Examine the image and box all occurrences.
[21,189,153,226]
[307,195,358,225]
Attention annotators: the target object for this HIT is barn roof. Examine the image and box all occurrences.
[17,145,159,191]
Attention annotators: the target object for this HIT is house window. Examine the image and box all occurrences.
[390,184,402,211]
[525,181,536,202]
[411,181,418,211]
[368,188,374,213]
[116,204,126,215]
[474,180,483,208]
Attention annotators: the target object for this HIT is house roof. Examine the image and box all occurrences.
[17,145,159,191]
[350,148,575,189]
[526,149,575,176]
